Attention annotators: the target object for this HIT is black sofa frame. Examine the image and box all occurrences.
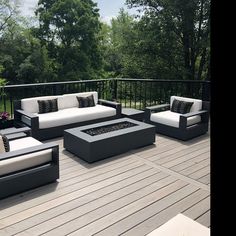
[0,129,59,199]
[145,101,210,141]
[14,99,121,141]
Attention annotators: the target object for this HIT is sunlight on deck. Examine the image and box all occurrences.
[0,133,210,236]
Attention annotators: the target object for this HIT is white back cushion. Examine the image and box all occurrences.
[21,96,62,113]
[21,92,98,112]
[170,96,202,113]
[61,91,98,109]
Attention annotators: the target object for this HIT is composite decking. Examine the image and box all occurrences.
[0,132,210,236]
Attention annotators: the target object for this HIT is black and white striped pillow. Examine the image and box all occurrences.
[0,134,10,153]
[171,99,193,114]
[77,95,95,108]
[38,99,58,114]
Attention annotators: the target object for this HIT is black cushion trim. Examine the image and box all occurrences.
[38,99,58,114]
[171,99,193,114]
[76,95,95,108]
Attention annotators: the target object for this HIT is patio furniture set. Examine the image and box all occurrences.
[0,91,209,199]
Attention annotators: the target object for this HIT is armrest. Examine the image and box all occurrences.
[98,99,121,117]
[144,104,170,122]
[15,109,38,119]
[180,110,208,118]
[146,104,170,112]
[14,109,39,129]
[0,143,59,162]
[0,127,31,136]
[98,99,120,107]
[179,110,209,129]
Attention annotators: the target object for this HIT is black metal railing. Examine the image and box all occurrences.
[0,78,210,117]
[1,79,112,116]
[114,79,210,109]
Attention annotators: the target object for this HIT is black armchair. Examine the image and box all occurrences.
[0,129,59,199]
[145,96,209,141]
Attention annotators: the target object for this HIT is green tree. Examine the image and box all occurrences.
[36,0,103,80]
[0,65,7,97]
[0,20,31,84]
[98,22,114,77]
[0,18,58,84]
[106,8,137,77]
[127,14,184,79]
[17,44,59,83]
[0,0,20,33]
[104,8,184,79]
[126,0,210,80]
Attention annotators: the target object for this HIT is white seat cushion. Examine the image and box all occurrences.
[10,136,43,151]
[170,96,202,113]
[150,111,201,128]
[0,137,52,176]
[35,105,116,129]
[147,214,210,236]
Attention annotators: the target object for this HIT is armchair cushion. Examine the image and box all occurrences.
[170,96,202,113]
[150,111,201,128]
[38,98,58,114]
[61,92,98,109]
[171,99,193,114]
[0,137,52,176]
[0,135,10,153]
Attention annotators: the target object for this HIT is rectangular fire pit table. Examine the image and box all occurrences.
[64,118,155,163]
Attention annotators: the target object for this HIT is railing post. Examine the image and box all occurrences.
[202,81,210,101]
[186,82,193,98]
[112,79,118,101]
[0,94,7,112]
[54,84,62,95]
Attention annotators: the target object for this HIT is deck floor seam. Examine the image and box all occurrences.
[134,155,210,192]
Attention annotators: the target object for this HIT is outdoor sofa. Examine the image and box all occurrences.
[145,96,209,141]
[14,91,121,140]
[0,127,59,199]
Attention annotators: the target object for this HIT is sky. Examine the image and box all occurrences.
[19,0,139,24]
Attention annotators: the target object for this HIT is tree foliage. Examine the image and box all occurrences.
[35,0,103,80]
[0,0,56,84]
[0,15,56,84]
[106,9,136,77]
[103,8,183,79]
[0,0,210,85]
[126,0,210,80]
[0,0,19,33]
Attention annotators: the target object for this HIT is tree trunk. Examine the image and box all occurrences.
[197,48,207,80]
[182,31,192,80]
[182,5,195,80]
[206,57,210,81]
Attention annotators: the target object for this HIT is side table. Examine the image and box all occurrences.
[121,108,145,121]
